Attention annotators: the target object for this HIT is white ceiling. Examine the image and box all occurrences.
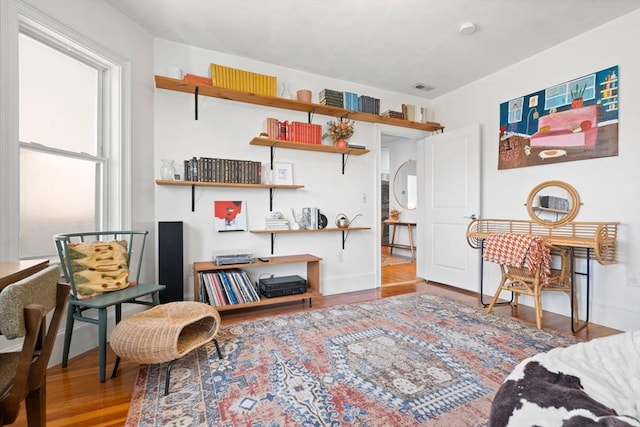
[107,0,640,99]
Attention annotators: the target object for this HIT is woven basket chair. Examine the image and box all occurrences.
[486,245,575,329]
[109,301,222,395]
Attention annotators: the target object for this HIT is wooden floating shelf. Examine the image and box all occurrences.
[250,137,370,155]
[155,75,444,132]
[250,227,370,234]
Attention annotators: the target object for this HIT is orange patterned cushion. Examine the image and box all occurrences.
[68,240,133,299]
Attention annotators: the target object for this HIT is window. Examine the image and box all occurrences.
[18,22,123,259]
[507,97,523,124]
[545,74,596,110]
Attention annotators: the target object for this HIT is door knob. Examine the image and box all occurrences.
[464,214,477,220]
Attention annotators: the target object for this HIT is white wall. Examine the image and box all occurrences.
[154,39,434,299]
[432,10,640,331]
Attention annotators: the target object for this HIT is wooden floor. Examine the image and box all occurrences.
[12,258,621,426]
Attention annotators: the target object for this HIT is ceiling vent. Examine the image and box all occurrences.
[412,83,434,92]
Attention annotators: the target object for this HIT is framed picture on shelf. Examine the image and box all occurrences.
[214,200,247,232]
[273,162,293,185]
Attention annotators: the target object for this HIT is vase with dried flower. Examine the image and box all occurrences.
[325,119,354,148]
[389,209,400,222]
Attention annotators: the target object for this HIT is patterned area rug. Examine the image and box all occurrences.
[126,293,577,426]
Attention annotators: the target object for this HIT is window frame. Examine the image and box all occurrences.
[19,29,109,253]
[0,1,132,261]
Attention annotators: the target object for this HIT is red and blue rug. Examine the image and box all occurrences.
[126,293,577,426]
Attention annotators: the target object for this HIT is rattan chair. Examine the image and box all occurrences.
[110,301,223,395]
[0,266,69,426]
[486,245,575,329]
[54,231,166,382]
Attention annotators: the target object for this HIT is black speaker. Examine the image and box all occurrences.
[158,221,184,303]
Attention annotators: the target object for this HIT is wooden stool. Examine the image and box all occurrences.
[110,301,222,395]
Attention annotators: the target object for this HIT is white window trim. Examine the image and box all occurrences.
[0,0,132,260]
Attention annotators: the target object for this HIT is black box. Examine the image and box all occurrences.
[258,275,307,298]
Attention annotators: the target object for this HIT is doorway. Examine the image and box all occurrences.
[380,134,418,286]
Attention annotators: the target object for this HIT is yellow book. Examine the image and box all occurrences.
[209,64,218,86]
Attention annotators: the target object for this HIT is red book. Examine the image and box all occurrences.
[183,73,212,85]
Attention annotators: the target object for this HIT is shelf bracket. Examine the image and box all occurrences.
[191,184,195,212]
[269,145,276,167]
[341,152,351,175]
[194,86,199,121]
[341,230,350,249]
[307,108,316,124]
[270,233,275,254]
[269,188,275,211]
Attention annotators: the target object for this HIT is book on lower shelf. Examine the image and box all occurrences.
[199,268,260,307]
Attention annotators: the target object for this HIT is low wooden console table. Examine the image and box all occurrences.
[466,218,618,333]
[384,220,416,261]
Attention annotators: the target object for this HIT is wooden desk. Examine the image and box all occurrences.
[466,218,619,333]
[384,220,416,261]
[0,259,49,291]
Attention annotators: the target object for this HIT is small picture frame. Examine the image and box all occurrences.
[173,173,181,181]
[273,162,293,185]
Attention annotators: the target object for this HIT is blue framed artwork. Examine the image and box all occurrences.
[498,66,619,169]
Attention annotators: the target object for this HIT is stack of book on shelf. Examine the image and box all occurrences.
[358,95,380,114]
[401,104,429,122]
[263,118,322,144]
[183,157,262,184]
[382,110,404,119]
[347,143,366,150]
[199,269,260,307]
[209,63,277,97]
[319,89,344,107]
[265,217,290,230]
[344,91,359,111]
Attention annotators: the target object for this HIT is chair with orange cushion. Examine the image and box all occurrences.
[54,231,166,382]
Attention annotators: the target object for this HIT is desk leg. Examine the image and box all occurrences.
[389,224,397,255]
[479,241,513,307]
[570,247,590,333]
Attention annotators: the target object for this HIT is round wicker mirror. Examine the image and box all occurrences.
[393,160,417,210]
[526,181,580,226]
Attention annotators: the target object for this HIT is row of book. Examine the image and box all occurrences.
[359,95,380,115]
[209,63,277,97]
[183,157,262,184]
[319,88,380,115]
[382,110,405,119]
[199,269,260,307]
[402,104,429,123]
[263,118,323,144]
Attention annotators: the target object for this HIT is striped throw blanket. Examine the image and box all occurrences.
[483,233,551,284]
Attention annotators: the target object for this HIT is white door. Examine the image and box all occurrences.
[416,124,481,292]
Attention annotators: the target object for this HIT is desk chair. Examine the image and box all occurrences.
[54,231,166,382]
[0,266,69,426]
